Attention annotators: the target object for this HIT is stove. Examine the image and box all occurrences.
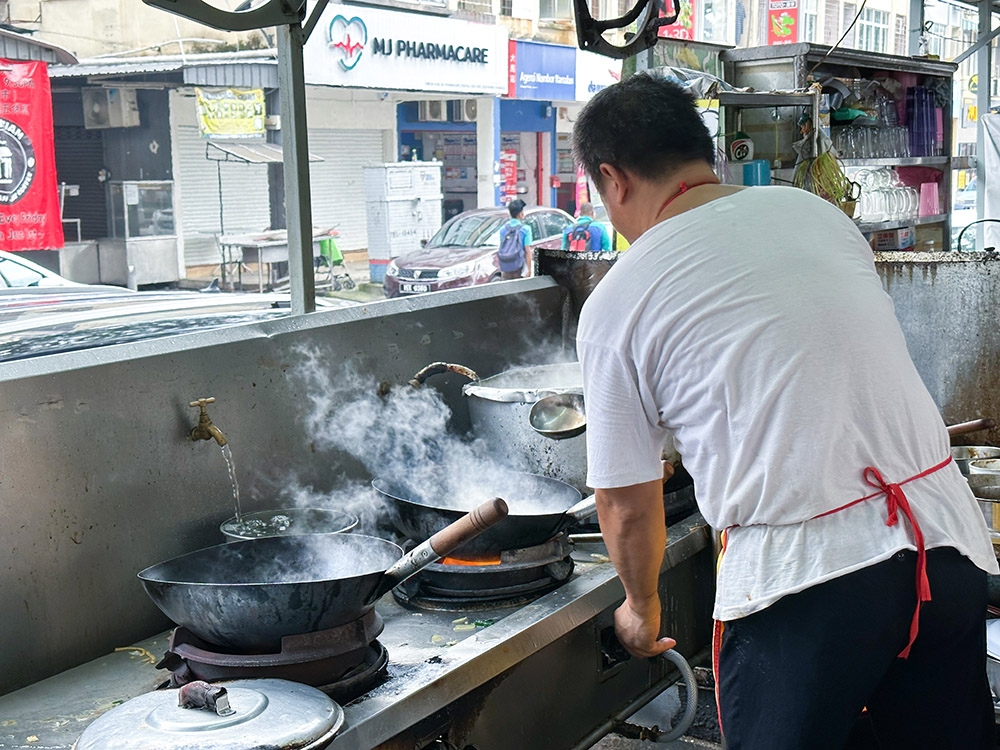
[157,608,389,703]
[0,514,715,750]
[393,535,575,611]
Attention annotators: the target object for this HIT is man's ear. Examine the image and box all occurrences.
[598,163,628,207]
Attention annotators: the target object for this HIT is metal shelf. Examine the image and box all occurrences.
[841,157,949,168]
[717,91,817,108]
[857,214,948,233]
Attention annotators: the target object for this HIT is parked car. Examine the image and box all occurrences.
[0,250,92,289]
[382,206,574,298]
[0,286,354,363]
[954,178,976,210]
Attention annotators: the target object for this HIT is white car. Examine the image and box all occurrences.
[0,250,91,289]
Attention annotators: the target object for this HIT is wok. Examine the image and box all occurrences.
[138,498,507,652]
[373,470,596,556]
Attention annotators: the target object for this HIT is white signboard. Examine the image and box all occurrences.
[575,49,622,102]
[304,3,509,95]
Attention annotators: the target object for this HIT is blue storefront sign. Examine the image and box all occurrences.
[513,41,575,101]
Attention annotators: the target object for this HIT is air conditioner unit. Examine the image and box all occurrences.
[418,100,447,122]
[82,87,140,130]
[450,99,477,122]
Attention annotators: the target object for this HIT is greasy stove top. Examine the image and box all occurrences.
[0,518,710,750]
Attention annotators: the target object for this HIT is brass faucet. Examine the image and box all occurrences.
[189,397,228,447]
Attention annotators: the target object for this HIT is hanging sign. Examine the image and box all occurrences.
[304,4,508,95]
[0,60,62,252]
[575,164,589,215]
[658,0,696,40]
[500,150,517,204]
[767,0,799,45]
[195,88,266,140]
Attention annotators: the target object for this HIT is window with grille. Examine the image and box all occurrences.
[458,0,493,13]
[823,0,838,44]
[499,0,512,16]
[539,0,573,19]
[893,14,906,54]
[801,0,818,42]
[856,8,888,52]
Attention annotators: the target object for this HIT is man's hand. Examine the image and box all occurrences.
[614,594,676,658]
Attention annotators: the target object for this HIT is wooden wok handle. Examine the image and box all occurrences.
[371,498,509,602]
[947,418,996,438]
[427,497,509,557]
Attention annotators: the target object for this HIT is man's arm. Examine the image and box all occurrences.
[596,478,676,657]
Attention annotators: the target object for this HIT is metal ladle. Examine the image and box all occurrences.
[529,393,586,440]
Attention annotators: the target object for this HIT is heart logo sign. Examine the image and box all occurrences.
[328,15,368,71]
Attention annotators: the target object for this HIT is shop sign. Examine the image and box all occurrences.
[195,88,265,140]
[0,60,61,252]
[658,0,696,40]
[575,49,621,101]
[342,0,447,15]
[509,41,575,101]
[304,3,508,94]
[767,0,798,45]
[500,149,517,203]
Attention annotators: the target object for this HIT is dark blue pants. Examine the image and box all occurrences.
[717,547,993,749]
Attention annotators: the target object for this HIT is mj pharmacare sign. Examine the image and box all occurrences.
[304,3,508,94]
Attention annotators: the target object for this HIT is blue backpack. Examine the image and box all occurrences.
[498,222,526,272]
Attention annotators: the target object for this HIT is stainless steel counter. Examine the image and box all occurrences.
[0,514,714,750]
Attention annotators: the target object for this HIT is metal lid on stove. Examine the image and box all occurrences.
[74,678,343,750]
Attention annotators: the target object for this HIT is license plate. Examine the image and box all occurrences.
[401,282,430,293]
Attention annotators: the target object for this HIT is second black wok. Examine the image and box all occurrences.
[373,470,595,556]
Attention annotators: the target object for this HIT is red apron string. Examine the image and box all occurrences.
[814,456,950,658]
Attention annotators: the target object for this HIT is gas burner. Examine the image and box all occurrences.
[156,608,388,701]
[393,535,574,612]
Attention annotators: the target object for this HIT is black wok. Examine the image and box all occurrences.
[138,498,507,652]
[373,470,596,556]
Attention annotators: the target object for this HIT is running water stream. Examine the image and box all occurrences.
[220,443,243,523]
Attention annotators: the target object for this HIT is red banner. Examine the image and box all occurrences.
[506,39,517,99]
[0,61,62,251]
[658,0,696,40]
[767,0,799,45]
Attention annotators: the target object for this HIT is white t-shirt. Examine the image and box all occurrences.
[577,186,999,622]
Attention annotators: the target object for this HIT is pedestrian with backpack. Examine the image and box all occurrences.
[498,199,533,279]
[562,202,612,252]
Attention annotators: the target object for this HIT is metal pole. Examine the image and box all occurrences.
[977,0,990,250]
[277,22,316,314]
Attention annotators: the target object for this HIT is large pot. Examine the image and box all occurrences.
[463,362,589,492]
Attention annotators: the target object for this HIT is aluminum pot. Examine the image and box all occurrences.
[952,446,1000,476]
[220,507,358,542]
[463,362,589,492]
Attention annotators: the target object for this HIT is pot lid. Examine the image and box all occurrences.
[463,362,582,402]
[74,679,343,750]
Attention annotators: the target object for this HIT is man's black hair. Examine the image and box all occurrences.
[572,74,715,190]
[507,198,526,218]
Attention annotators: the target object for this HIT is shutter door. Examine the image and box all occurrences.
[53,127,106,241]
[175,125,271,267]
[306,129,384,252]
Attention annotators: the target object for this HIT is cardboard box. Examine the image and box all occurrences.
[871,226,915,251]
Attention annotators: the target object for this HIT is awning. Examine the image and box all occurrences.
[206,141,323,164]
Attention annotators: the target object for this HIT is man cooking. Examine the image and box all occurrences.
[573,73,998,748]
